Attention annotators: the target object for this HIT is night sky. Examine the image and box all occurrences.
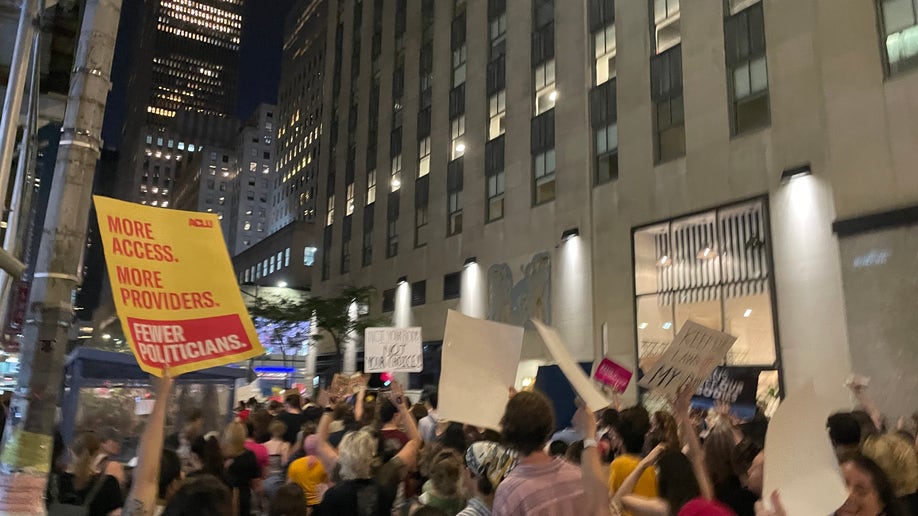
[101,0,297,147]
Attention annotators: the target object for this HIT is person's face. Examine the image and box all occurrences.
[839,462,884,516]
[746,452,764,496]
[102,438,121,457]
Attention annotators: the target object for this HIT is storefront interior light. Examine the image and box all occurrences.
[743,309,753,318]
[781,164,812,184]
[697,246,716,260]
[656,255,671,267]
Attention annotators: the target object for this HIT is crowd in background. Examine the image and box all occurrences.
[39,370,918,516]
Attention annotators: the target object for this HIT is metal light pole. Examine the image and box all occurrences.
[0,0,122,512]
[0,13,43,333]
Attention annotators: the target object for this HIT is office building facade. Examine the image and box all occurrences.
[228,104,277,255]
[118,0,244,205]
[304,0,917,416]
[271,0,328,234]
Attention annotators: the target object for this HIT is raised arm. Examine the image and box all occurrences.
[673,386,714,501]
[573,405,615,516]
[315,407,340,475]
[848,375,883,432]
[389,381,421,469]
[354,385,367,423]
[122,370,175,516]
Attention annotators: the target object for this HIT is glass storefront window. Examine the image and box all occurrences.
[633,198,780,400]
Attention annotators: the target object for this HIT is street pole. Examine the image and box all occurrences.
[0,0,122,513]
[0,0,39,224]
[0,16,42,332]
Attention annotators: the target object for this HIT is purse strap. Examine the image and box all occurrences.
[81,473,108,509]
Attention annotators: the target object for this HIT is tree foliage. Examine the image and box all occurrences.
[249,285,385,372]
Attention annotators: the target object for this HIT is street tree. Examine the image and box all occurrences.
[249,285,385,376]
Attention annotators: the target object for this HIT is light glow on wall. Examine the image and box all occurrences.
[460,262,486,318]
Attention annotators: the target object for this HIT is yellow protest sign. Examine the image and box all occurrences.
[94,196,264,376]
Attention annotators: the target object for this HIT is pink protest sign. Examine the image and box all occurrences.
[594,358,633,393]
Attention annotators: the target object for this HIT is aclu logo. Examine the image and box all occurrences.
[188,218,214,228]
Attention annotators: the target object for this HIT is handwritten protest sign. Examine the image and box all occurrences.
[763,381,847,515]
[533,320,611,412]
[439,310,523,430]
[329,372,368,399]
[94,196,264,376]
[364,327,423,373]
[594,358,633,393]
[638,320,736,398]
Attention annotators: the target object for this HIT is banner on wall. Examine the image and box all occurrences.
[94,196,264,376]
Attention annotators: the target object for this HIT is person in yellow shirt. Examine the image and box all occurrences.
[287,435,329,509]
[608,406,658,515]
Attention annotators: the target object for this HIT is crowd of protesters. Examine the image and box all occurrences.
[38,368,918,516]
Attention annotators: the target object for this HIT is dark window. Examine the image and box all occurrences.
[387,192,399,258]
[531,109,556,153]
[725,2,770,134]
[362,205,374,266]
[531,22,555,65]
[449,84,466,118]
[443,272,461,300]
[447,158,463,236]
[588,0,615,32]
[382,288,395,312]
[415,175,429,247]
[533,0,554,29]
[591,79,618,184]
[650,45,685,163]
[411,280,427,306]
[486,55,506,95]
[486,136,506,221]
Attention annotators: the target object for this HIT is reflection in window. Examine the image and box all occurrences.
[633,199,777,374]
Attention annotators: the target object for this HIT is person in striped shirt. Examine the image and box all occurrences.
[492,390,589,516]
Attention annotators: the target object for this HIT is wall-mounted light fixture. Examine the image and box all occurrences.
[781,164,812,184]
[561,227,579,241]
[464,256,477,267]
[397,276,408,285]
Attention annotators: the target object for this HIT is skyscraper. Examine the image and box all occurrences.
[117,0,245,205]
[270,0,327,234]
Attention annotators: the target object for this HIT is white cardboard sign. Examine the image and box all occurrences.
[532,319,611,412]
[364,327,423,373]
[638,320,737,398]
[438,310,524,430]
[763,381,847,515]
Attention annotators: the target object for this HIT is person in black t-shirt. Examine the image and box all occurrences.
[222,421,262,516]
[276,393,305,445]
[51,431,123,516]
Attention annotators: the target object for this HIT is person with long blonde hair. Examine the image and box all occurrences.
[50,431,124,515]
[222,421,262,516]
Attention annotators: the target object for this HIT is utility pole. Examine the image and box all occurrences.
[0,0,122,513]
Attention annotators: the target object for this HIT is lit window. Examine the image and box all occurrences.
[534,60,556,115]
[250,162,257,172]
[390,155,402,191]
[488,91,506,140]
[653,0,681,53]
[487,169,505,222]
[346,182,355,215]
[304,246,317,266]
[725,2,769,134]
[594,24,616,85]
[326,194,335,226]
[243,221,251,231]
[367,169,377,204]
[285,247,290,267]
[418,137,431,177]
[450,116,466,159]
[595,122,619,184]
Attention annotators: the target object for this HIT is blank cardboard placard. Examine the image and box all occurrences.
[763,381,847,515]
[533,320,611,412]
[438,310,524,430]
[638,320,737,399]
